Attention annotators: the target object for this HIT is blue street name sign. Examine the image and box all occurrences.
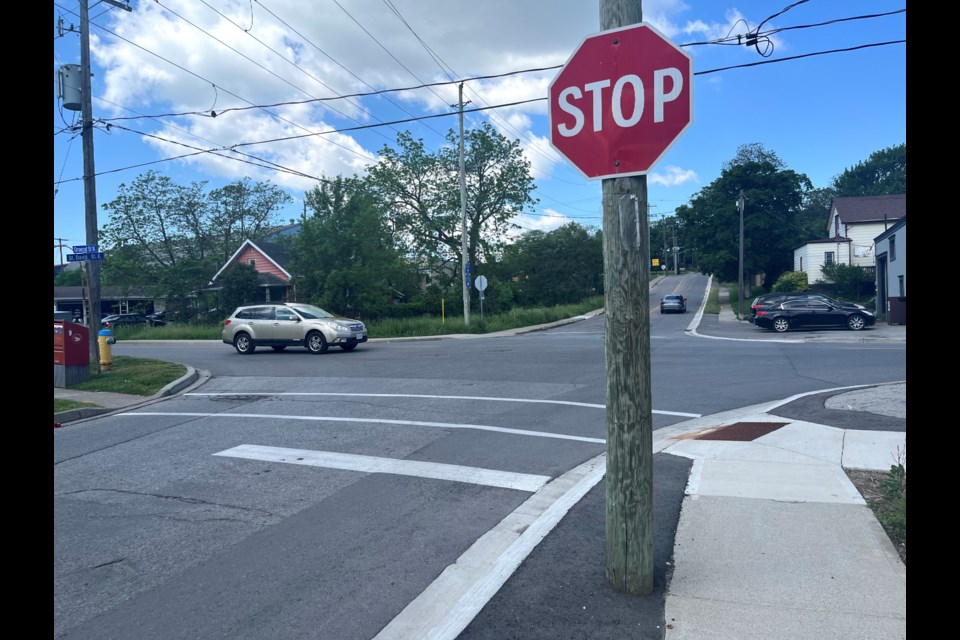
[66,252,105,262]
[71,244,98,253]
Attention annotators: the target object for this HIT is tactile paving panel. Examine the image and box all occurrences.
[694,421,789,441]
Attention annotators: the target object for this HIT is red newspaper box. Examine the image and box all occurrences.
[54,320,90,386]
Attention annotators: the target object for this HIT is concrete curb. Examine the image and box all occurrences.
[54,366,210,425]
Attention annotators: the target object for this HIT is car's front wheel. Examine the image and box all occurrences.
[847,314,866,331]
[306,332,329,354]
[234,333,256,354]
[772,318,790,333]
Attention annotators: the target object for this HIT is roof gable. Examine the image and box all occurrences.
[831,194,906,224]
[209,239,292,284]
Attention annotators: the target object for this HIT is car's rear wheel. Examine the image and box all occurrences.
[306,332,328,354]
[340,343,357,352]
[271,346,286,352]
[234,333,256,354]
[847,314,866,331]
[772,318,790,333]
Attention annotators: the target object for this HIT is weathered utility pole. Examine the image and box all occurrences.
[600,0,654,596]
[78,0,103,369]
[74,0,130,369]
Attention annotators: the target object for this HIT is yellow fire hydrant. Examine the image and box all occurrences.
[98,326,116,371]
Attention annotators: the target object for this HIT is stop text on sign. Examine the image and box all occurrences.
[548,23,693,180]
[556,69,684,137]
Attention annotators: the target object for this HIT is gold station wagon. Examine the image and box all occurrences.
[222,303,367,354]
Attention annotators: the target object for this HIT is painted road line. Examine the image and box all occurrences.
[126,412,607,444]
[374,453,606,640]
[183,392,702,419]
[213,444,550,492]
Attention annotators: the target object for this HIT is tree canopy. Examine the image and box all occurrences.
[831,143,905,197]
[491,222,603,307]
[98,171,291,306]
[366,122,538,291]
[291,176,418,319]
[676,143,813,284]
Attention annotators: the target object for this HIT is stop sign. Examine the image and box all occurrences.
[548,23,693,180]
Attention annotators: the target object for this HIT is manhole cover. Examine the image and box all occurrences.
[694,421,789,441]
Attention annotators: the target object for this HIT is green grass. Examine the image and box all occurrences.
[69,356,188,396]
[106,298,607,341]
[704,283,721,314]
[368,297,605,338]
[109,323,223,340]
[54,398,100,412]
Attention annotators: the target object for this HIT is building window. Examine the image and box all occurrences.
[898,275,905,298]
[799,257,803,271]
[889,235,897,261]
[824,251,834,265]
[248,259,256,267]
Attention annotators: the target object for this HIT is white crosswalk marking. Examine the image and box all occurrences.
[213,444,551,492]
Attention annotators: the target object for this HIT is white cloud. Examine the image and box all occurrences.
[74,1,699,192]
[511,209,571,236]
[648,166,698,187]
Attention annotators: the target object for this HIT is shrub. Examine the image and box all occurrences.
[817,263,875,300]
[771,271,810,292]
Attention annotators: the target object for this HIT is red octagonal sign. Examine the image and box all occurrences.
[549,23,693,180]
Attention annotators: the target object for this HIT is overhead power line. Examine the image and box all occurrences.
[54,37,906,185]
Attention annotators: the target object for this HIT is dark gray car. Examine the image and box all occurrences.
[660,294,687,314]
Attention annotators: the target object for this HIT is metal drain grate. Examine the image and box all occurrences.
[694,421,789,441]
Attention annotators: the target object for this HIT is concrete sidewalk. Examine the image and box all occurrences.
[653,386,906,639]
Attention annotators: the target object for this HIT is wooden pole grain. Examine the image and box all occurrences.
[600,0,654,595]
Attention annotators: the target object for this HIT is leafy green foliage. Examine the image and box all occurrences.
[490,222,603,307]
[817,262,874,299]
[675,143,814,285]
[875,461,906,548]
[54,268,83,286]
[881,462,906,499]
[98,171,291,313]
[771,271,810,292]
[831,143,906,197]
[367,123,537,292]
[220,263,261,312]
[292,176,418,320]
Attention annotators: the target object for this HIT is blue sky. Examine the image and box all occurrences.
[53,0,906,265]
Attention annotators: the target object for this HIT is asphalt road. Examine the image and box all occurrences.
[53,273,906,639]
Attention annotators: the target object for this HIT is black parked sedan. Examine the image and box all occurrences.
[753,299,875,333]
[660,294,687,314]
[101,313,149,327]
[749,292,865,322]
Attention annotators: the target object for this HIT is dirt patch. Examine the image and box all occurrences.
[846,469,906,565]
